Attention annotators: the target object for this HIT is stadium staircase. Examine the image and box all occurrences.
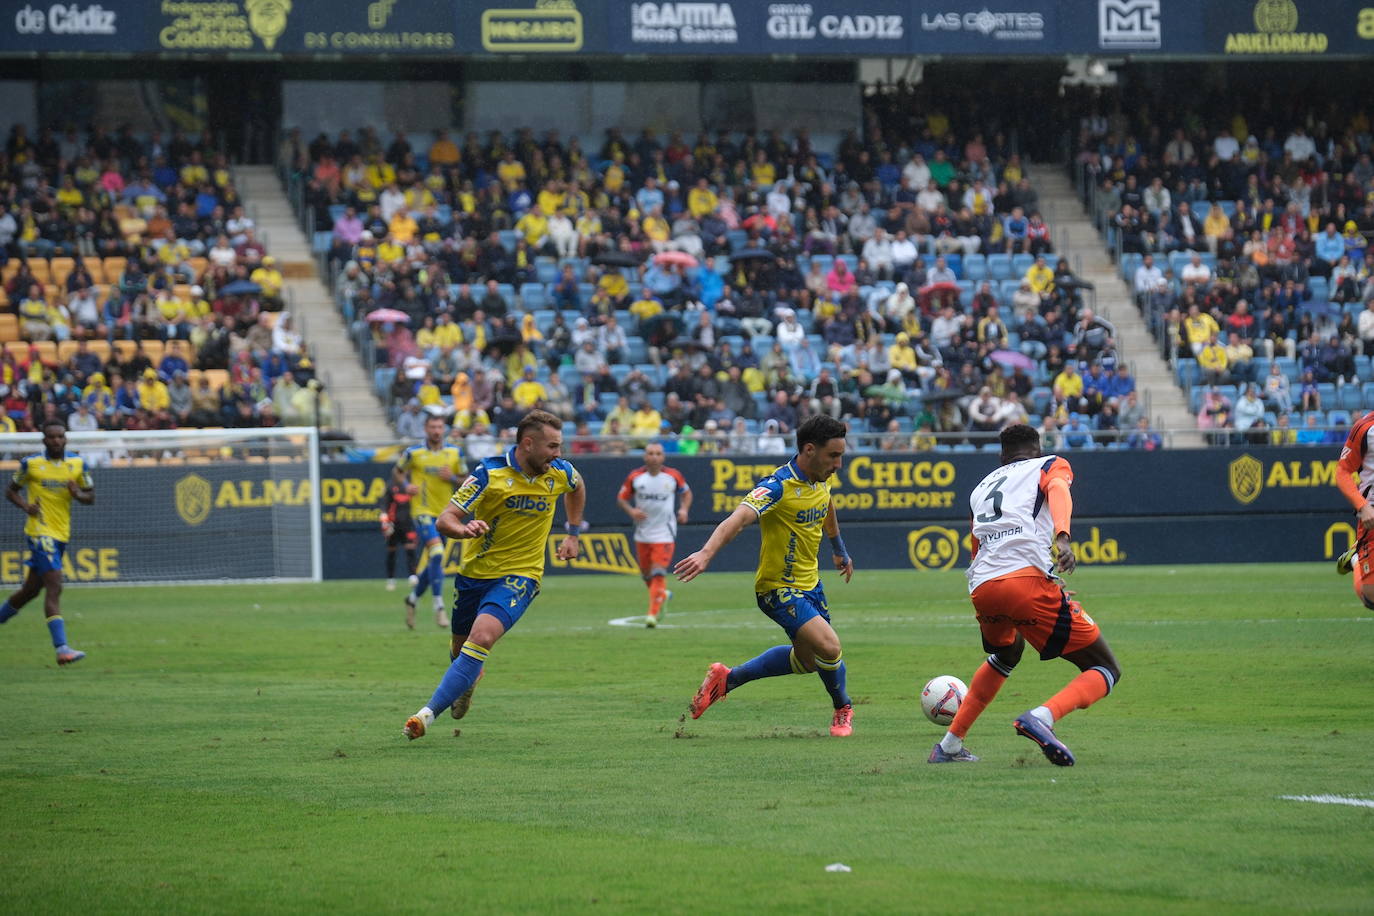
[234,165,393,441]
[1036,169,1203,446]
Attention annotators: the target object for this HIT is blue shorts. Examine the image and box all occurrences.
[755,582,832,640]
[414,514,441,545]
[451,573,541,633]
[25,536,66,576]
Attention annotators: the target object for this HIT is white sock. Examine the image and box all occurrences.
[416,707,435,726]
[433,597,445,612]
[1030,706,1054,728]
[939,732,963,753]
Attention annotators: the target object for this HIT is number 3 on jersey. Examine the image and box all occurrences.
[975,475,1006,523]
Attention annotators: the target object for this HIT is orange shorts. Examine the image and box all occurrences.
[971,573,1101,661]
[636,542,674,579]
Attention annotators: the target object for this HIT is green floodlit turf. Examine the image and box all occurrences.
[1,565,1371,914]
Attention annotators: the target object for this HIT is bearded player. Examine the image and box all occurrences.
[403,410,584,739]
[930,423,1121,767]
[676,415,856,738]
[617,442,691,627]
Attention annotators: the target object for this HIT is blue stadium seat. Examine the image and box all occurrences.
[536,260,559,285]
[1176,358,1198,389]
[498,230,518,253]
[1339,385,1362,410]
[1328,409,1352,427]
[328,204,346,222]
[1317,383,1337,405]
[1275,357,1297,382]
[532,309,557,332]
[520,283,547,307]
[1361,383,1374,407]
[944,253,962,278]
[647,391,665,410]
[963,254,987,282]
[987,254,1011,281]
[1309,276,1329,301]
[1011,254,1034,276]
[312,231,332,253]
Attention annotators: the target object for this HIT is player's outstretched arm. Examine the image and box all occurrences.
[822,496,853,583]
[437,502,488,540]
[557,485,587,560]
[674,504,756,583]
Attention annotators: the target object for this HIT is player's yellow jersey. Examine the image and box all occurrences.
[739,458,831,594]
[451,448,579,582]
[395,444,467,518]
[13,453,92,543]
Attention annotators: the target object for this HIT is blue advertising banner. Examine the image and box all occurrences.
[320,512,1362,579]
[315,447,1353,578]
[5,0,1363,57]
[1206,0,1374,56]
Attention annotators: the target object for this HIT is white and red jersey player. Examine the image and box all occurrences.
[617,443,692,625]
[930,427,1121,769]
[1335,412,1374,606]
[966,454,1073,593]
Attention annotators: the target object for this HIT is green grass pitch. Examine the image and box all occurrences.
[1,564,1371,913]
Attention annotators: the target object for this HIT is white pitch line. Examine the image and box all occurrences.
[1279,795,1374,809]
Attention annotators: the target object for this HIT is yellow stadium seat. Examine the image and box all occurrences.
[111,339,138,363]
[27,261,49,284]
[4,341,31,361]
[57,340,80,364]
[202,369,229,391]
[31,341,57,365]
[102,257,127,281]
[187,257,208,279]
[49,257,74,289]
[85,260,105,284]
[0,262,19,284]
[86,339,111,363]
[0,315,18,343]
[44,284,60,304]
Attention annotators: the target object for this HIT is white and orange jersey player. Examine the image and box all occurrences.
[1334,411,1374,607]
[617,442,692,628]
[930,424,1121,768]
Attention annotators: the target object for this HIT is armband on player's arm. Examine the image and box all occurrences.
[565,521,589,536]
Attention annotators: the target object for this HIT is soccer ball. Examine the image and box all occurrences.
[920,675,968,726]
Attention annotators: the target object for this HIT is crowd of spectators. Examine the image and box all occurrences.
[1077,108,1374,445]
[290,119,1152,451]
[0,123,330,431]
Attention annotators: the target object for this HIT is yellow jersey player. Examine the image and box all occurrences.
[395,414,467,629]
[675,416,857,737]
[403,410,585,739]
[0,422,95,664]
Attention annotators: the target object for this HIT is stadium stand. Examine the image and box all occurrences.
[283,121,1147,452]
[0,124,333,431]
[1074,111,1374,446]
